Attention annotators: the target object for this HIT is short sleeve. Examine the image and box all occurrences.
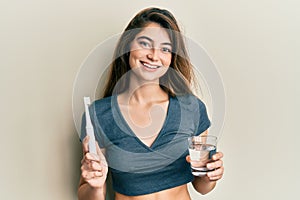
[194,99,211,135]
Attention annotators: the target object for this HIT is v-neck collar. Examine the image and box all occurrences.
[112,95,172,150]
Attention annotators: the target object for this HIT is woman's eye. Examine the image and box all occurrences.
[161,47,172,53]
[139,41,151,48]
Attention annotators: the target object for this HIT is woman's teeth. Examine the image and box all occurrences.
[142,62,160,69]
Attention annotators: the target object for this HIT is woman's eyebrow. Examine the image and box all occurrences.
[137,36,153,42]
[161,42,172,47]
[137,36,172,47]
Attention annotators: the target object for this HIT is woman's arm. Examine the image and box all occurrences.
[78,136,108,200]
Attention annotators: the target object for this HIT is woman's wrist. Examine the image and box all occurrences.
[192,175,216,194]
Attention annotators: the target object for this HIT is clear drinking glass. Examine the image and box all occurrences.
[188,135,217,176]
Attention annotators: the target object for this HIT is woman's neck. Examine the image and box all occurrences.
[117,72,166,104]
[131,85,167,103]
[117,82,167,106]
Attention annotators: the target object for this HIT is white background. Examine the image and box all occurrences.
[1,0,299,199]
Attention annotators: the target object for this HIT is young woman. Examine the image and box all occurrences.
[78,7,224,200]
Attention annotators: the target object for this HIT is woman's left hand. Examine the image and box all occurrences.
[186,151,224,181]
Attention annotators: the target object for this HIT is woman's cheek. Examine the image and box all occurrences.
[163,55,172,67]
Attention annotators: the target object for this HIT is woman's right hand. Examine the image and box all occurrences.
[80,136,108,189]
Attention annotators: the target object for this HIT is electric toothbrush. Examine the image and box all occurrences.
[83,97,97,155]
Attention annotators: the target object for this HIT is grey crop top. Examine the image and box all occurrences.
[80,94,211,196]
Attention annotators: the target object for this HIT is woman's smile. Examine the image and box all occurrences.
[140,60,162,71]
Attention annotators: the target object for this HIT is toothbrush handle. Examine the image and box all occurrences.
[86,127,97,155]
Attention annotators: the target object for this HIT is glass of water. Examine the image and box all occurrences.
[188,135,217,176]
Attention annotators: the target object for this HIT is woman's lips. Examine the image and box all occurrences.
[140,61,161,69]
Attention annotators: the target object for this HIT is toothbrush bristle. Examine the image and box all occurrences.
[84,97,91,105]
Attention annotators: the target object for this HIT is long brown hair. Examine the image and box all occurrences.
[102,7,195,97]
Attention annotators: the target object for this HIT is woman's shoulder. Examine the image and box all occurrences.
[90,96,115,115]
[175,94,206,107]
[172,94,208,118]
[93,96,113,106]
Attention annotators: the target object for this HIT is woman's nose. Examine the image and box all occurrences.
[147,48,159,61]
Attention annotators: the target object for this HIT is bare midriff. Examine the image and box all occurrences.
[115,184,191,200]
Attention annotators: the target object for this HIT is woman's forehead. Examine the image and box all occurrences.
[135,23,171,43]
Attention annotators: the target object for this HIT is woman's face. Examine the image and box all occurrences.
[128,22,172,82]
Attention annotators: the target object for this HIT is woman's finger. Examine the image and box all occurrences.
[89,161,102,171]
[81,160,103,171]
[186,155,191,163]
[208,175,223,181]
[207,166,224,179]
[82,170,103,180]
[212,152,223,161]
[85,152,100,162]
[207,160,223,170]
[81,152,100,167]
